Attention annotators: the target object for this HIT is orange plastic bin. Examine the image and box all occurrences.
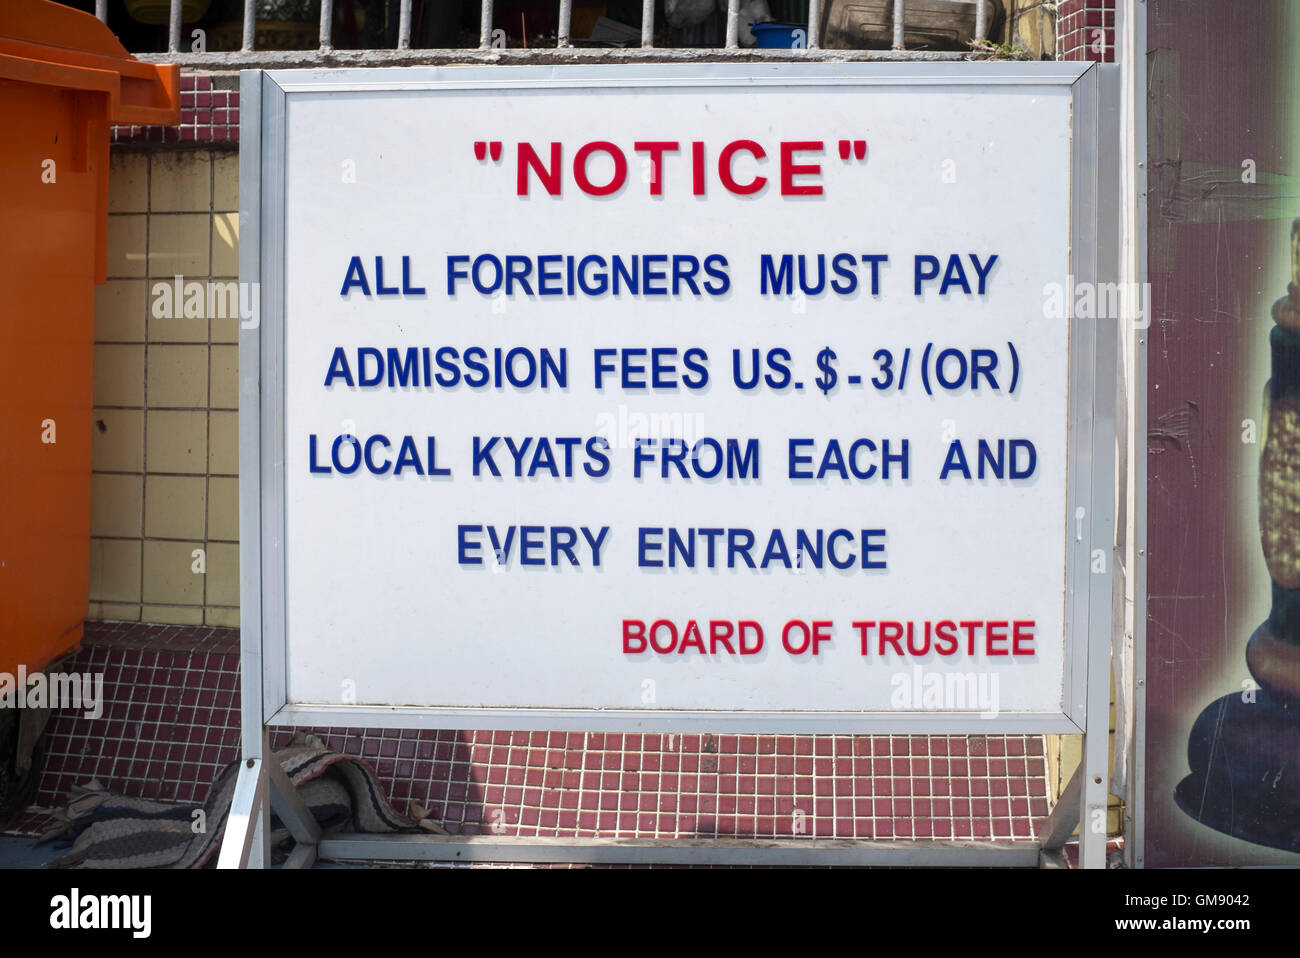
[0,1,178,681]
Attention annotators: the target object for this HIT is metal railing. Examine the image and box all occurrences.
[99,0,989,58]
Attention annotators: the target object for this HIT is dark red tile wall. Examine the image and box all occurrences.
[1056,0,1116,62]
[113,73,239,145]
[15,624,1050,844]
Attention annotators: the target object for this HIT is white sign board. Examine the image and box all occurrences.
[242,63,1109,733]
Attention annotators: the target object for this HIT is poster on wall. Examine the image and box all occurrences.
[1145,0,1300,863]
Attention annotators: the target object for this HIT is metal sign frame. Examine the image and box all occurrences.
[227,60,1120,869]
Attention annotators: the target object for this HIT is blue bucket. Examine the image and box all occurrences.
[751,22,805,49]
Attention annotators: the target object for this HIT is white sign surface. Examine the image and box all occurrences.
[254,65,1099,730]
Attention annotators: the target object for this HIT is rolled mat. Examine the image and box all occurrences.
[36,732,443,868]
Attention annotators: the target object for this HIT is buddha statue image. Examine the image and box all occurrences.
[1175,219,1300,851]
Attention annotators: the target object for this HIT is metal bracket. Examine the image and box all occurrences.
[217,758,269,869]
[217,736,322,869]
[1038,762,1082,851]
[1035,747,1111,869]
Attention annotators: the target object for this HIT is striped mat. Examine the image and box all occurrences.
[36,733,437,868]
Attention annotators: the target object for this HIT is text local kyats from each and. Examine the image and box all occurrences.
[305,432,1038,482]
